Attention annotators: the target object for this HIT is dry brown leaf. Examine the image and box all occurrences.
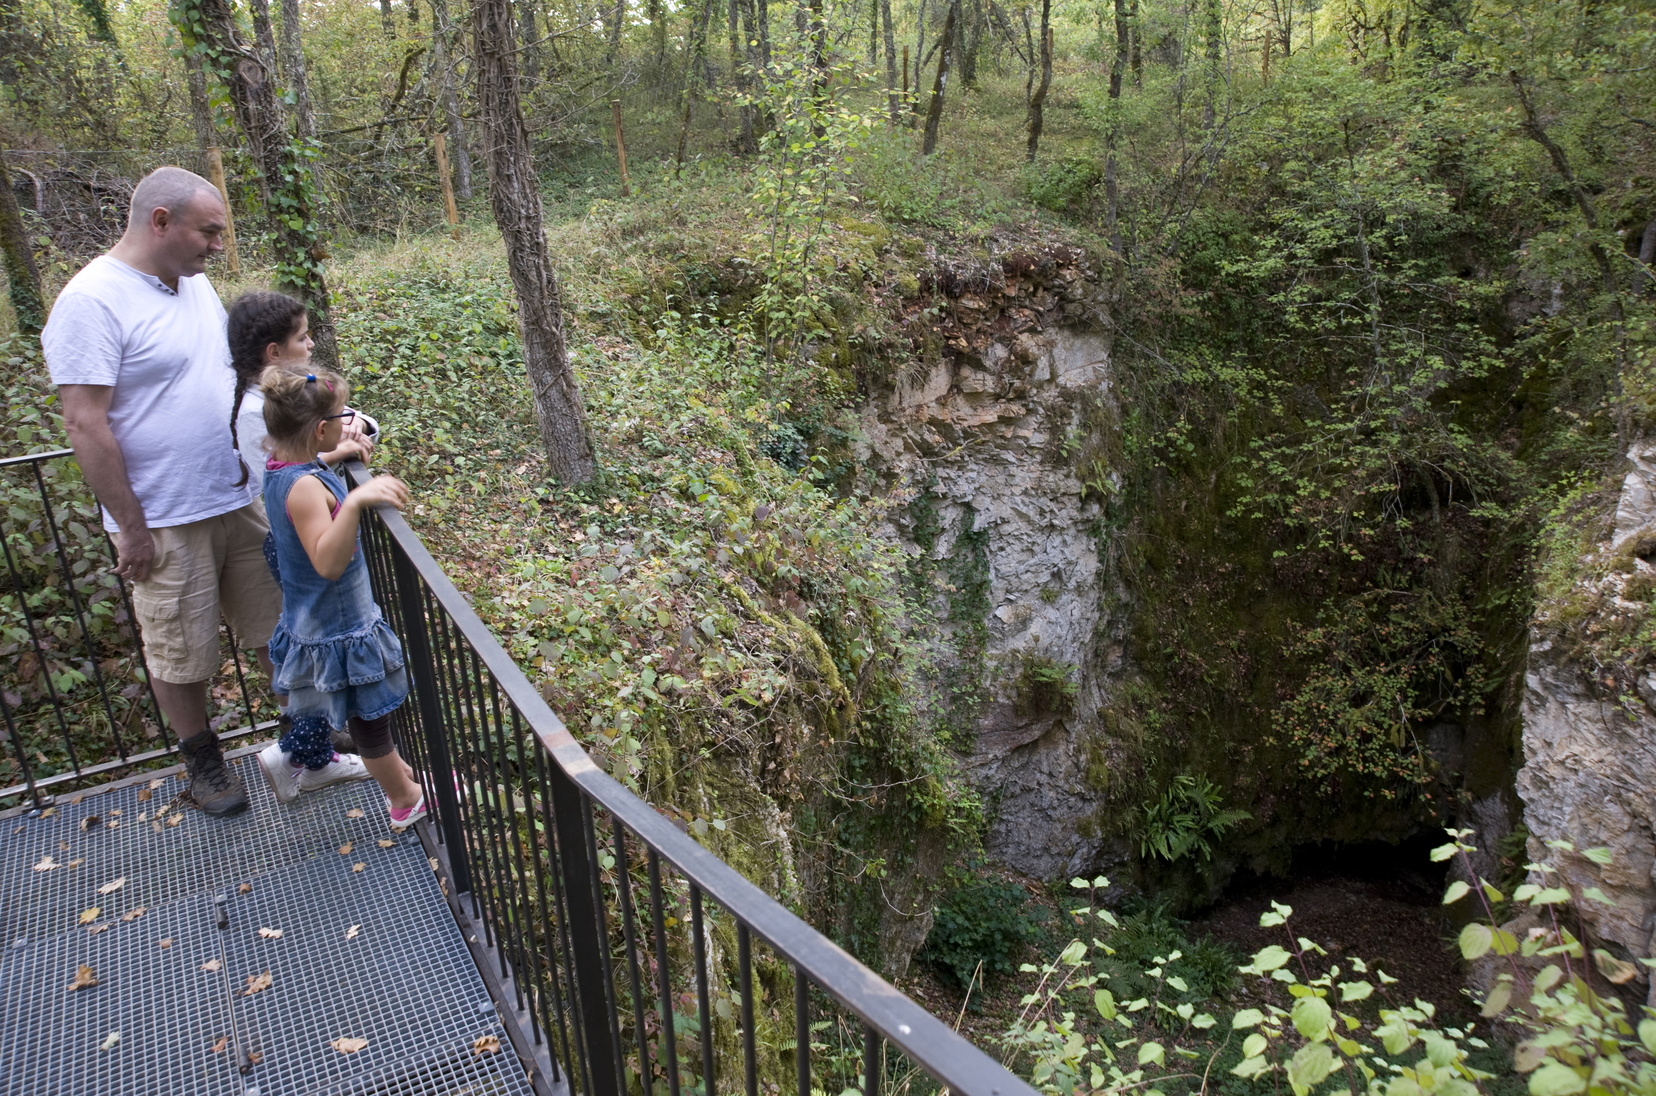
[377,839,394,848]
[345,808,365,819]
[98,1031,119,1051]
[135,812,147,823]
[338,842,354,855]
[155,804,169,817]
[473,1035,501,1055]
[345,924,361,940]
[57,840,68,851]
[70,795,84,806]
[80,816,100,831]
[68,858,83,869]
[429,858,440,872]
[121,907,147,922]
[329,1037,368,1054]
[151,821,162,834]
[238,883,252,895]
[107,820,120,830]
[78,907,100,924]
[40,806,56,818]
[243,971,273,996]
[158,938,174,949]
[108,809,121,817]
[97,877,126,895]
[200,959,222,972]
[209,1035,228,1054]
[257,927,283,939]
[137,787,153,802]
[68,964,99,992]
[87,924,110,936]
[33,855,58,872]
[148,778,165,790]
[247,1050,263,1064]
[352,863,365,873]
[167,815,182,828]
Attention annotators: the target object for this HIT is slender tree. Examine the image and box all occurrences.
[920,0,958,154]
[519,0,540,87]
[1025,0,1051,161]
[428,0,473,200]
[472,0,596,483]
[277,0,316,140]
[880,0,900,123]
[379,0,394,38]
[0,154,44,337]
[1105,0,1127,253]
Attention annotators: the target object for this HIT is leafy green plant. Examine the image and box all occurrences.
[920,877,1039,991]
[1013,655,1081,719]
[1023,155,1101,214]
[1132,774,1249,864]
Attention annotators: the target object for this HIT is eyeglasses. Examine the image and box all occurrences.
[321,409,356,424]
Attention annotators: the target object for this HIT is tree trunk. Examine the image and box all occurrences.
[379,0,394,37]
[429,0,474,200]
[1202,0,1221,130]
[1105,0,1126,253]
[881,0,900,124]
[277,0,316,140]
[920,0,958,155]
[1129,0,1141,85]
[1635,218,1656,296]
[183,48,219,151]
[0,153,44,337]
[606,0,623,64]
[914,0,929,111]
[1025,2,1050,161]
[248,0,280,81]
[471,0,597,484]
[649,0,666,62]
[519,0,540,88]
[180,0,335,367]
[959,0,982,88]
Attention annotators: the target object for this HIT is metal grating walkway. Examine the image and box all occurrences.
[1,752,538,1096]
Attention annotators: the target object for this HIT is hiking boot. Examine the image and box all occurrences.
[178,733,249,817]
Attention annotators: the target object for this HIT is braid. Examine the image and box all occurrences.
[230,372,251,487]
[226,290,307,487]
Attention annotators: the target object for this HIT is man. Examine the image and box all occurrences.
[42,166,282,817]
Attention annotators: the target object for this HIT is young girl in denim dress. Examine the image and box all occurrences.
[256,365,427,832]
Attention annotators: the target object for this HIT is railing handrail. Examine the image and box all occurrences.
[345,461,1035,1096]
[0,447,75,469]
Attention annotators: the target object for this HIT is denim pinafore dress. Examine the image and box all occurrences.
[263,460,409,730]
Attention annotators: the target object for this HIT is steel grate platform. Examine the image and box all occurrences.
[1,753,538,1096]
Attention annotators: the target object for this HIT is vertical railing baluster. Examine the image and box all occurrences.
[864,1024,882,1096]
[388,535,471,893]
[691,886,715,1096]
[0,682,43,808]
[739,924,758,1096]
[0,513,80,771]
[582,809,629,1096]
[549,765,621,1096]
[534,747,579,1083]
[648,849,683,1096]
[796,971,811,1096]
[614,822,654,1096]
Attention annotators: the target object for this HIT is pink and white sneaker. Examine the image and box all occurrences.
[388,795,428,833]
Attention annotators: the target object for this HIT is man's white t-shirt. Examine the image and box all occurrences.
[42,256,253,532]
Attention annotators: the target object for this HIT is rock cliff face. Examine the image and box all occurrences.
[1518,441,1656,982]
[858,246,1126,881]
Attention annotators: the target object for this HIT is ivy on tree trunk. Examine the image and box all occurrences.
[0,153,44,337]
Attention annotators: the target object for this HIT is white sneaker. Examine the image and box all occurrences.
[258,743,301,805]
[294,753,371,794]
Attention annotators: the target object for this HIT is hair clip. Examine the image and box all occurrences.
[305,373,317,383]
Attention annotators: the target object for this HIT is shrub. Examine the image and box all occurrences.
[1024,156,1101,214]
[921,877,1038,991]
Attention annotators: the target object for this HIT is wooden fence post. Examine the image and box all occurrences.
[433,131,461,240]
[611,100,632,197]
[204,147,241,276]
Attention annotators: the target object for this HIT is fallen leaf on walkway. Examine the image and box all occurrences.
[80,816,100,831]
[151,822,162,834]
[210,1035,228,1054]
[87,924,110,935]
[136,813,147,823]
[352,863,365,873]
[107,820,120,830]
[377,839,394,848]
[70,796,83,806]
[429,859,439,871]
[149,778,165,790]
[248,1050,263,1064]
[57,840,68,851]
[78,908,101,924]
[34,855,58,872]
[243,971,273,996]
[108,809,121,817]
[338,842,353,855]
[137,787,153,802]
[68,859,82,868]
[97,877,126,895]
[473,1035,501,1055]
[345,924,361,940]
[68,964,99,992]
[155,804,169,817]
[330,1037,368,1054]
[200,959,222,972]
[98,1031,119,1051]
[41,806,56,818]
[12,826,21,835]
[258,927,283,939]
[346,809,365,819]
[167,815,182,828]
[239,883,252,894]
[158,938,173,949]
[121,907,147,922]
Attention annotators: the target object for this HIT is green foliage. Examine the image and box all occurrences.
[1013,654,1080,719]
[1132,774,1249,864]
[1024,155,1101,215]
[919,875,1039,991]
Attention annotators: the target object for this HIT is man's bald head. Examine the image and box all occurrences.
[127,166,221,231]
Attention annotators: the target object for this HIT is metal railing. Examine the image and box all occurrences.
[0,449,271,808]
[345,459,1036,1096]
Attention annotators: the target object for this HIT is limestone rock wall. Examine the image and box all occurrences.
[858,246,1125,881]
[1518,440,1656,977]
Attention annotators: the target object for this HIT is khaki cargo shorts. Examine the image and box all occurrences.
[130,501,283,684]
